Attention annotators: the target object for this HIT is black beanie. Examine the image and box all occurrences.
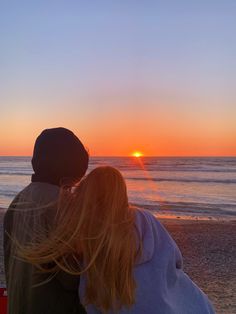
[31,127,89,186]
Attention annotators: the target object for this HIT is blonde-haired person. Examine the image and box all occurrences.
[19,166,215,314]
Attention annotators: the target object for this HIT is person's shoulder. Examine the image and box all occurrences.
[6,182,59,213]
[134,207,164,242]
[134,207,175,242]
[4,185,31,222]
[7,185,30,209]
[21,182,59,204]
[24,182,59,195]
[134,207,160,226]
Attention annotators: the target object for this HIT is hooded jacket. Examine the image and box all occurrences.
[4,182,86,314]
[79,209,215,314]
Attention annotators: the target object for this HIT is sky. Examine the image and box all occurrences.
[0,0,236,156]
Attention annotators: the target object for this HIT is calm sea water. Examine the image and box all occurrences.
[0,156,236,219]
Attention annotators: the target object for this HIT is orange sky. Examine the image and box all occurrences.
[1,2,236,156]
[0,110,235,156]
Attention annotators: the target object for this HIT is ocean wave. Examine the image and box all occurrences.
[0,171,32,176]
[90,163,236,173]
[133,201,236,217]
[127,177,236,184]
[89,157,236,173]
[0,191,18,197]
[1,168,236,176]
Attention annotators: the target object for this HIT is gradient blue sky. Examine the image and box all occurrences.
[0,0,236,155]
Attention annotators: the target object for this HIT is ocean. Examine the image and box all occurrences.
[0,156,236,219]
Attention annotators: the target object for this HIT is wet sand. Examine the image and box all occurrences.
[0,210,235,313]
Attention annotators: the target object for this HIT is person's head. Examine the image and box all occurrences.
[20,166,139,312]
[31,127,89,186]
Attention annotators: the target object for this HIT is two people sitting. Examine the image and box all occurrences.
[3,127,215,314]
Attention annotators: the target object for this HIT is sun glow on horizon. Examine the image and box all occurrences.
[132,151,144,158]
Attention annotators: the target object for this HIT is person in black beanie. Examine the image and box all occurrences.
[3,127,89,314]
[31,128,89,186]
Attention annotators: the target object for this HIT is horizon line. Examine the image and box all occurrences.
[0,155,236,158]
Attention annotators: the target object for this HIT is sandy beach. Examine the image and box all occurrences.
[0,210,235,314]
[161,218,236,314]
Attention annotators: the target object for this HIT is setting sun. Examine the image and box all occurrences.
[132,151,143,158]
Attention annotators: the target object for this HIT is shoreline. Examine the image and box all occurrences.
[133,204,236,222]
[0,209,235,313]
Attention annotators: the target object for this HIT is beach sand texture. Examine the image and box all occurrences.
[0,211,235,314]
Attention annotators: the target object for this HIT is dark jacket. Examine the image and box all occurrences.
[3,182,86,314]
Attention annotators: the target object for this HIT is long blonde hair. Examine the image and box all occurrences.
[18,166,139,312]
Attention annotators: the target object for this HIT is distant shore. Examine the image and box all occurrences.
[0,209,235,313]
[136,204,236,222]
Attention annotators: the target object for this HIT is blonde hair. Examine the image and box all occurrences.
[18,166,139,312]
